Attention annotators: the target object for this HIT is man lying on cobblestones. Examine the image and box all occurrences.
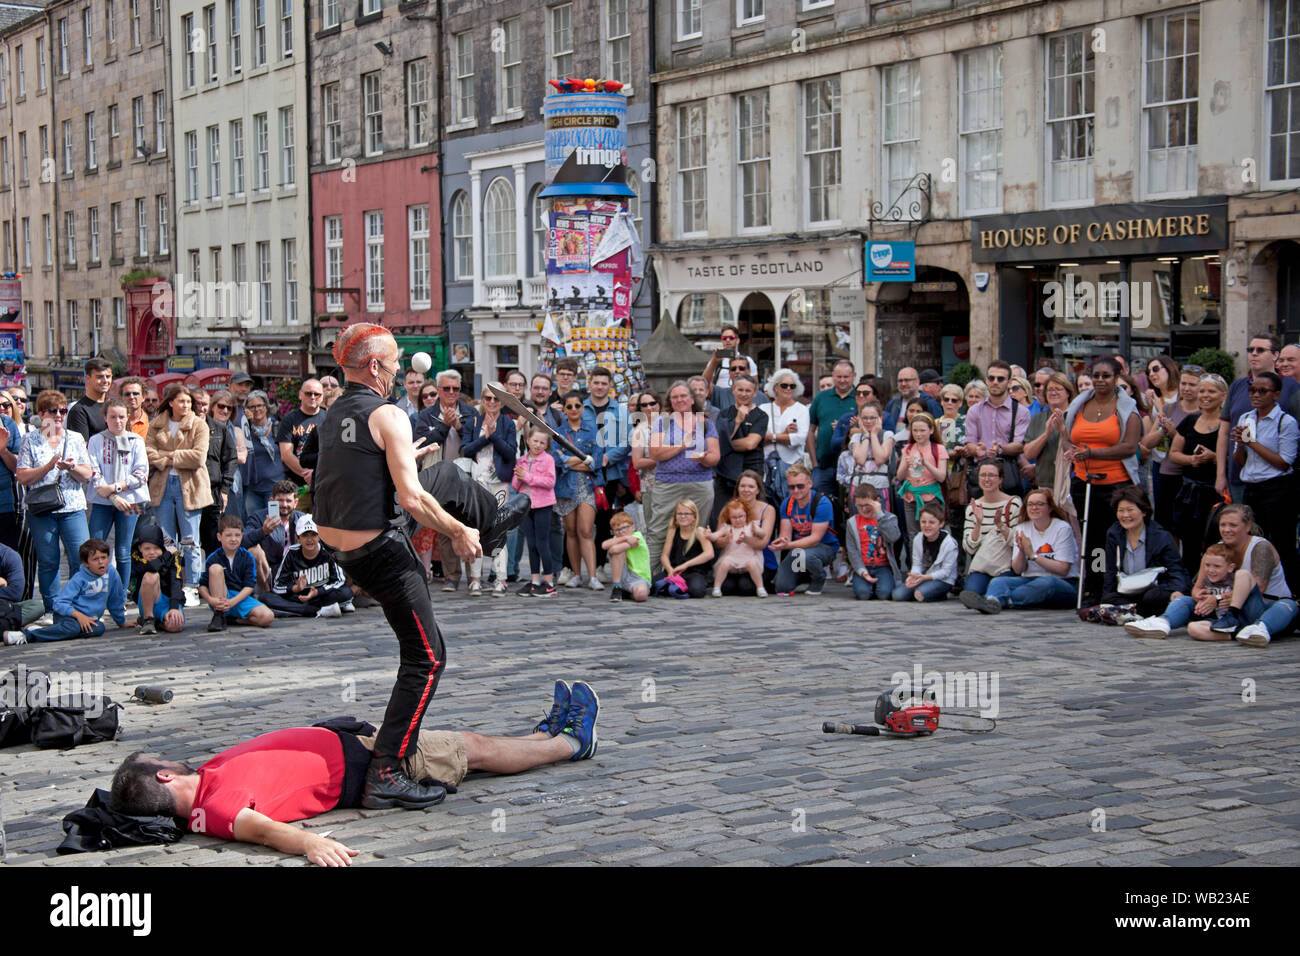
[108,681,599,866]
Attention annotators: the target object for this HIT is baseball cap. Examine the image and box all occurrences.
[231,372,253,384]
[295,514,319,536]
[919,369,943,385]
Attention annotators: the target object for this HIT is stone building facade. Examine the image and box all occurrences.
[441,0,652,391]
[170,0,310,379]
[307,0,442,372]
[653,0,1290,384]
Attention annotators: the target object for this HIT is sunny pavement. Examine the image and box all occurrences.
[2,583,1298,867]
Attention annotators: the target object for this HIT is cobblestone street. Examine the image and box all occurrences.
[3,586,1298,867]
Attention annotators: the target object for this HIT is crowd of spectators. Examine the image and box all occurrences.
[5,332,1300,650]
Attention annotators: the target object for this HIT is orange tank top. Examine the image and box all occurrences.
[1069,411,1127,484]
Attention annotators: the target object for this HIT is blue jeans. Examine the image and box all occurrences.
[811,466,838,500]
[27,509,90,613]
[774,541,837,593]
[25,612,105,641]
[157,473,203,586]
[525,505,557,577]
[986,574,1078,609]
[892,578,951,602]
[962,570,1008,596]
[1241,587,1299,634]
[1160,595,1202,630]
[88,503,139,589]
[244,485,270,520]
[852,565,895,599]
[506,489,527,576]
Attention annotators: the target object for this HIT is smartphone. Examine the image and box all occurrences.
[268,501,280,519]
[716,347,735,359]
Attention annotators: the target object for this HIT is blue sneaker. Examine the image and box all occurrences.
[561,681,599,761]
[533,680,570,736]
[1210,608,1246,635]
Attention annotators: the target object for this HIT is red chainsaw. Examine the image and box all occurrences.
[822,689,994,738]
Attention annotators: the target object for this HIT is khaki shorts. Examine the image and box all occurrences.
[358,730,469,787]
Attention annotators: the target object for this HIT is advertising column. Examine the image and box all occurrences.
[538,82,645,401]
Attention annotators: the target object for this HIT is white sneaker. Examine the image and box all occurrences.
[3,630,27,645]
[564,573,582,589]
[468,580,483,596]
[340,601,355,613]
[557,568,574,586]
[316,603,342,618]
[35,613,53,627]
[184,586,201,608]
[711,587,722,597]
[595,564,611,583]
[587,577,604,591]
[492,581,506,597]
[756,587,768,598]
[1235,622,1271,647]
[1124,616,1171,639]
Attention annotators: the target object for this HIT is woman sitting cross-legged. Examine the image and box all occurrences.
[962,487,1079,613]
[959,457,1023,599]
[891,502,957,602]
[656,498,714,598]
[1123,543,1242,640]
[1125,503,1296,647]
[844,483,901,600]
[1094,485,1189,618]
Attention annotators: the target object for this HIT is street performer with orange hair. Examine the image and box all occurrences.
[312,323,529,809]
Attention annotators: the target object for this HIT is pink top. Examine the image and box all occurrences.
[512,453,557,508]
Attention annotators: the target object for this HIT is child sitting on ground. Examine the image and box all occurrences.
[1125,543,1240,640]
[202,514,275,631]
[844,483,902,600]
[708,498,767,598]
[602,509,651,603]
[891,502,957,603]
[657,499,715,598]
[263,515,354,618]
[129,522,187,635]
[5,539,127,644]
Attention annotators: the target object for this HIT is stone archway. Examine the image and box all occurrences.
[1250,240,1300,341]
[875,266,971,380]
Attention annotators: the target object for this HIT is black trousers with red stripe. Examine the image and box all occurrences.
[336,532,446,761]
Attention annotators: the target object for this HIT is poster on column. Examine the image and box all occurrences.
[548,212,590,274]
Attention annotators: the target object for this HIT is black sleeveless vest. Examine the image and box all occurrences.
[313,383,398,530]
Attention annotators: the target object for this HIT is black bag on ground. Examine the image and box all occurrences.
[0,667,49,747]
[32,694,122,749]
[58,788,185,854]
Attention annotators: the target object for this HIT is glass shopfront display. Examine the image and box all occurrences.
[1017,254,1221,377]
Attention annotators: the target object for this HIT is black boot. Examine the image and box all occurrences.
[361,758,448,810]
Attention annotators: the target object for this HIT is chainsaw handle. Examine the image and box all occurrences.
[822,721,881,736]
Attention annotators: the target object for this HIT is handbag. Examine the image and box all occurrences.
[1117,566,1165,594]
[26,433,69,516]
[946,459,970,507]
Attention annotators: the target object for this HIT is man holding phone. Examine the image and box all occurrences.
[703,326,758,391]
[241,479,304,590]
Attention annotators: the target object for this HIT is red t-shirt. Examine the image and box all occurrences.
[189,727,345,839]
